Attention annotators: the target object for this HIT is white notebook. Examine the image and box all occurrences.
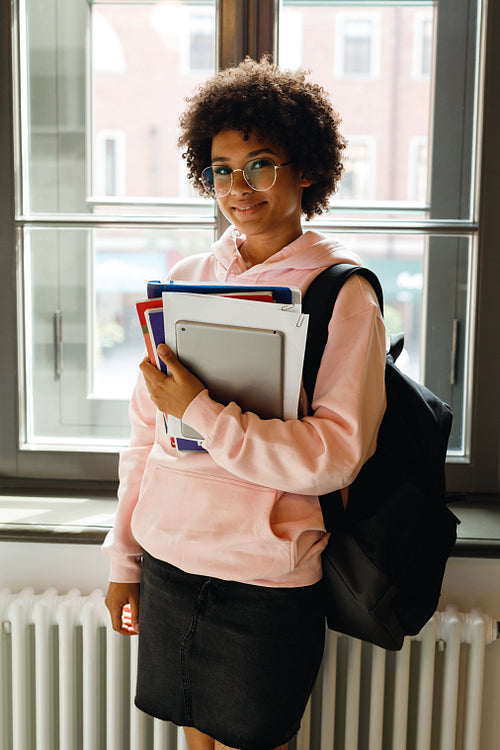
[162,292,309,441]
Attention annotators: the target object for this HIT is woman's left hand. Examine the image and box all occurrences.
[139,344,205,418]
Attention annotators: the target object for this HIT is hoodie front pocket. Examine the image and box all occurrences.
[131,464,294,581]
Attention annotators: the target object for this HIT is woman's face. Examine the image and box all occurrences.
[210,129,311,251]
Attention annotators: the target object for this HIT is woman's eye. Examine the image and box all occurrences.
[213,166,232,176]
[248,159,270,171]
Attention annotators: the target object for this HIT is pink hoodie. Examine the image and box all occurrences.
[103,227,386,587]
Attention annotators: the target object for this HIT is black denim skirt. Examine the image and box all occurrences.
[135,551,325,750]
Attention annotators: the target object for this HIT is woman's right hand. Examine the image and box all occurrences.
[105,581,140,635]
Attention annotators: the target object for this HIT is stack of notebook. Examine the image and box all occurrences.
[136,281,309,452]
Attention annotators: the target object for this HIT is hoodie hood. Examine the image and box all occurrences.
[210,225,362,294]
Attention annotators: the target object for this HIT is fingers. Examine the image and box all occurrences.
[139,346,184,383]
[156,344,188,378]
[157,343,175,367]
[139,344,205,418]
[129,589,140,634]
[105,582,140,636]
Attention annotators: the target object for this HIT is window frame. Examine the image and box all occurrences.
[1,0,499,497]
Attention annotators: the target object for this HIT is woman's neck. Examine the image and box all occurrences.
[239,226,303,269]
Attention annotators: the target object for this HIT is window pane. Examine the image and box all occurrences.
[20,0,217,214]
[278,1,480,220]
[318,230,472,454]
[22,226,214,446]
[91,2,216,205]
[16,0,218,450]
[280,3,433,209]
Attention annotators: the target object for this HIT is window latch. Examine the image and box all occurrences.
[450,318,459,386]
[54,310,63,379]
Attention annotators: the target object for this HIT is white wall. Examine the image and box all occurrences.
[1,542,499,749]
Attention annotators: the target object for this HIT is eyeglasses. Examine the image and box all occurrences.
[201,158,293,198]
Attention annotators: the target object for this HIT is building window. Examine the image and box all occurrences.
[335,138,376,202]
[336,15,379,78]
[187,11,216,74]
[413,12,433,79]
[95,131,126,197]
[408,136,429,202]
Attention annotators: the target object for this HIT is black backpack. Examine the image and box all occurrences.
[302,264,459,650]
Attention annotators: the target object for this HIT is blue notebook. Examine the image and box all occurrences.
[147,280,300,305]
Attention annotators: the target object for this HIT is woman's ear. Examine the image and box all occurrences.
[299,174,313,188]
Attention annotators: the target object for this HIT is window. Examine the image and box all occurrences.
[336,14,380,78]
[95,131,126,197]
[408,137,429,202]
[279,0,484,464]
[12,0,217,454]
[335,137,376,202]
[1,0,498,495]
[187,11,216,74]
[413,11,433,79]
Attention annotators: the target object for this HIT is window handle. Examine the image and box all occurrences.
[450,318,459,386]
[54,310,63,379]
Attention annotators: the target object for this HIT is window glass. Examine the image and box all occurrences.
[20,0,217,214]
[90,2,215,206]
[22,225,214,445]
[16,0,217,448]
[10,0,483,465]
[280,3,434,212]
[279,0,481,458]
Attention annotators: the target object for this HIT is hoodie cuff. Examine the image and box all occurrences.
[182,389,225,439]
[107,553,143,583]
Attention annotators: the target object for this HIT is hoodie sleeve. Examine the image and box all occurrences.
[101,369,157,581]
[181,275,386,495]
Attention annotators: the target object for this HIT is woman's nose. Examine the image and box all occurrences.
[230,168,253,194]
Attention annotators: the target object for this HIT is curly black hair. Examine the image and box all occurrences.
[178,57,346,219]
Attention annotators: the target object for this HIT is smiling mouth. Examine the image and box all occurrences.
[232,202,266,213]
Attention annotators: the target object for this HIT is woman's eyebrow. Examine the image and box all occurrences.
[211,148,279,162]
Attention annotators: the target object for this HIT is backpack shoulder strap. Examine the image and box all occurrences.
[302,264,384,405]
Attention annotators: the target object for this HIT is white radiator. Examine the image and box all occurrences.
[0,589,498,750]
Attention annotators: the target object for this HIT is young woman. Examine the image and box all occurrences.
[104,57,386,750]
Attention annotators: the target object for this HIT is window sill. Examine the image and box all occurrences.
[0,492,115,545]
[0,492,499,556]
